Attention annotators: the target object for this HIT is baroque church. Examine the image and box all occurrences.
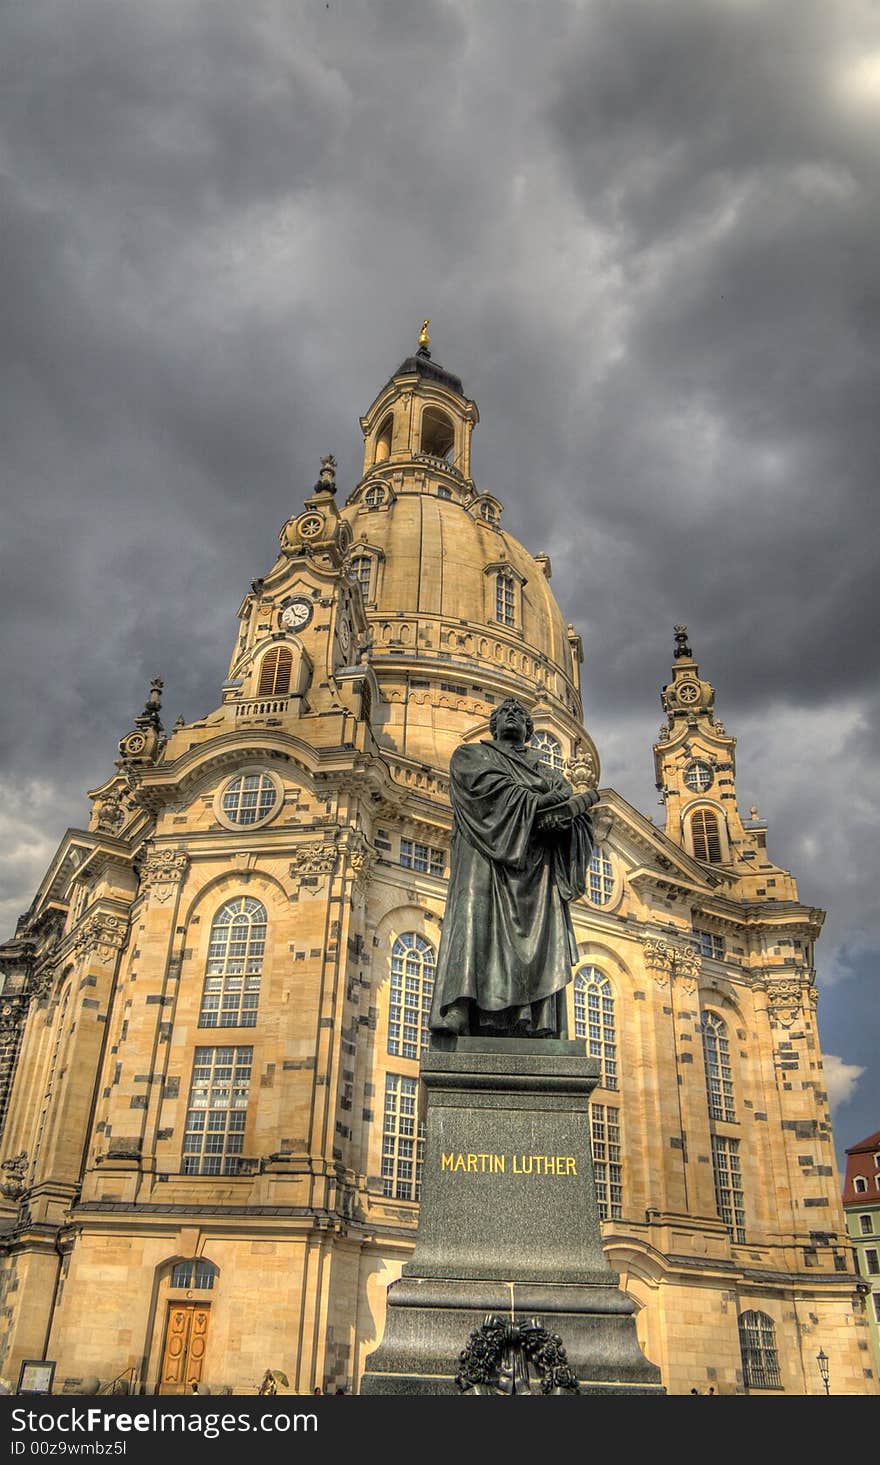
[0,333,873,1396]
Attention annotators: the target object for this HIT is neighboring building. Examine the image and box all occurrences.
[843,1130,880,1377]
[0,336,873,1395]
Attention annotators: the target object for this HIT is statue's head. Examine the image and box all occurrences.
[489,697,534,744]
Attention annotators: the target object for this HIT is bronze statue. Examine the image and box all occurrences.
[429,697,598,1039]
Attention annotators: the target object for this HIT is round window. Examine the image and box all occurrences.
[215,769,283,830]
[684,760,714,793]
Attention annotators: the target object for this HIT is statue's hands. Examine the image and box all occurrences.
[569,789,600,816]
[535,788,599,833]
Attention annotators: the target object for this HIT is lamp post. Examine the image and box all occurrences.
[816,1348,830,1395]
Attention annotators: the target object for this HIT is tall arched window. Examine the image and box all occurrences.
[374,414,393,462]
[530,731,563,771]
[349,556,373,598]
[691,808,722,863]
[388,933,436,1059]
[258,647,292,697]
[738,1312,782,1390]
[701,1011,735,1121]
[419,408,454,459]
[495,573,515,627]
[199,897,267,1027]
[587,850,614,906]
[573,967,617,1089]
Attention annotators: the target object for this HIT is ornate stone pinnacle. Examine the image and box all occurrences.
[673,625,692,660]
[314,454,337,495]
[135,678,164,732]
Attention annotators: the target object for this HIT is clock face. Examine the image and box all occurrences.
[280,597,313,631]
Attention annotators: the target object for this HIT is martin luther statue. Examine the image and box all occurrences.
[429,698,599,1039]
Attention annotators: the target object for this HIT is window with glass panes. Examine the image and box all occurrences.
[495,573,515,626]
[365,485,385,508]
[738,1311,782,1390]
[221,773,278,826]
[182,1046,252,1176]
[684,760,713,793]
[590,1103,622,1220]
[587,850,614,906]
[574,968,617,1089]
[695,928,724,960]
[530,731,564,771]
[388,934,435,1059]
[171,1260,217,1290]
[712,1134,746,1242]
[701,1011,735,1121]
[860,1214,874,1235]
[381,1074,425,1201]
[400,839,444,876]
[199,898,266,1027]
[349,556,372,597]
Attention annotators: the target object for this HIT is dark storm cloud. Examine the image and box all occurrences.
[1,0,877,1152]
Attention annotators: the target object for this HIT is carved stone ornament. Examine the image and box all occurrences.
[289,843,339,880]
[764,975,815,1028]
[0,1152,28,1202]
[642,935,703,993]
[71,913,128,964]
[139,849,189,903]
[455,1314,580,1396]
[566,743,598,792]
[28,967,55,1003]
[0,997,29,1040]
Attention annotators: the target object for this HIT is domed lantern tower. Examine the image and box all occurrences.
[341,324,597,779]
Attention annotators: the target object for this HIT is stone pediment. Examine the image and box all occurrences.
[596,791,730,898]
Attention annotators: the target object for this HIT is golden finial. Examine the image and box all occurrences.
[418,318,431,351]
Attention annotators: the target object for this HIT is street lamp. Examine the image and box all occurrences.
[816,1348,830,1395]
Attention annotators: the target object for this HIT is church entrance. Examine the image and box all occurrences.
[159,1302,210,1393]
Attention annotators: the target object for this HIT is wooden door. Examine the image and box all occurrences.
[160,1303,210,1394]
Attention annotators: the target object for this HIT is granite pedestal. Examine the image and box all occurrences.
[360,1038,663,1395]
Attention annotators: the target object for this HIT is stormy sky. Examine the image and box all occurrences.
[2,0,878,1166]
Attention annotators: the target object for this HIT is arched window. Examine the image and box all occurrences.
[573,967,617,1089]
[495,573,515,627]
[419,408,454,459]
[691,808,722,863]
[480,501,497,525]
[587,850,614,906]
[374,414,393,462]
[199,897,267,1027]
[738,1312,782,1390]
[349,556,373,598]
[388,933,436,1059]
[258,647,292,697]
[365,484,386,509]
[701,1010,735,1121]
[530,730,563,771]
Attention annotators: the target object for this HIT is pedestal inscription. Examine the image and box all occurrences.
[360,1038,664,1396]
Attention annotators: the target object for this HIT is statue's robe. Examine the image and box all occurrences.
[429,739,594,1037]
